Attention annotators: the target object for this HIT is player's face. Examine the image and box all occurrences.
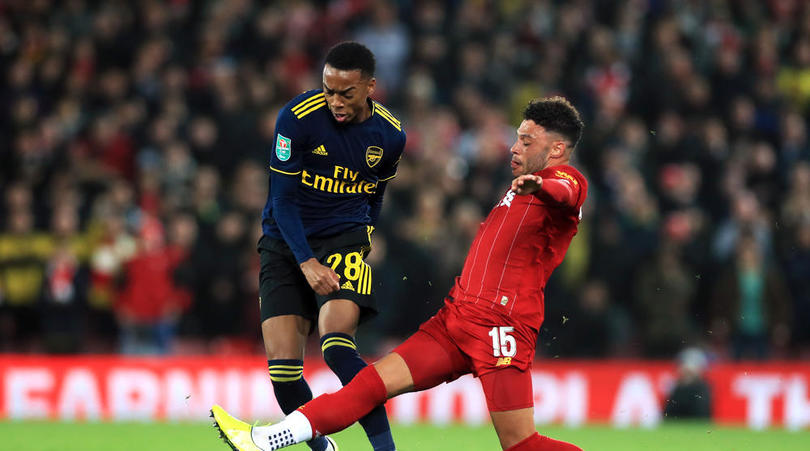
[322,64,376,124]
[510,120,553,176]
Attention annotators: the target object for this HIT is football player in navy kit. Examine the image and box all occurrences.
[236,42,404,451]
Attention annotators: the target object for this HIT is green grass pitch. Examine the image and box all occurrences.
[0,421,806,450]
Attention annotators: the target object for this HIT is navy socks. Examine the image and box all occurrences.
[268,359,329,451]
[321,333,396,451]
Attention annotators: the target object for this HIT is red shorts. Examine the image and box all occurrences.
[392,300,536,411]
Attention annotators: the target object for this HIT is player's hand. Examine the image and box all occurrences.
[511,174,543,195]
[300,258,341,295]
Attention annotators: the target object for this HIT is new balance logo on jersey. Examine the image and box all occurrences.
[497,191,515,208]
[496,357,512,366]
[312,145,328,156]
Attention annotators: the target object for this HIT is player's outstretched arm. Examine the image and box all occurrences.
[511,174,543,195]
[513,174,579,207]
[299,258,340,295]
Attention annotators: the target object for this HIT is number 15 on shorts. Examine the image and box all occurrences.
[488,326,516,357]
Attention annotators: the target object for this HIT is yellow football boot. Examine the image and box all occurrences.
[211,404,263,451]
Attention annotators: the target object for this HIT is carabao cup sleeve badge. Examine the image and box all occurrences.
[275,134,292,161]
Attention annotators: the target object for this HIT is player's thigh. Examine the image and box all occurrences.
[480,366,534,412]
[490,407,536,450]
[481,367,535,449]
[258,240,317,359]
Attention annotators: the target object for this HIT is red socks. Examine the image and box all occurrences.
[298,365,388,437]
[506,433,583,451]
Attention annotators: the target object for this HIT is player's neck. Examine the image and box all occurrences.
[355,107,372,123]
[543,157,570,170]
[354,98,373,123]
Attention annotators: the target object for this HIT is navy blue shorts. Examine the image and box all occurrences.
[257,226,377,327]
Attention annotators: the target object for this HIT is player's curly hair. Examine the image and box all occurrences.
[324,41,376,79]
[523,97,584,149]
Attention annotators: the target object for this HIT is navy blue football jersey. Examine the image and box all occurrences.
[261,89,405,262]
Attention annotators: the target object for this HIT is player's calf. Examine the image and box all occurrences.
[267,359,331,451]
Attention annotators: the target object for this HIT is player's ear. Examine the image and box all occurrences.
[366,77,376,97]
[550,140,566,158]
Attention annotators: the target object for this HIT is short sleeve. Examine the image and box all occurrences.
[269,107,307,175]
[548,167,587,207]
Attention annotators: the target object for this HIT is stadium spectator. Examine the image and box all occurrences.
[663,347,712,420]
[559,279,631,358]
[0,203,51,351]
[114,214,191,354]
[40,202,89,354]
[783,221,810,355]
[713,191,773,262]
[710,233,792,360]
[353,0,409,98]
[634,225,698,358]
[184,210,248,338]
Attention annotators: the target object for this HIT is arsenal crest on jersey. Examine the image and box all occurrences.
[365,146,383,168]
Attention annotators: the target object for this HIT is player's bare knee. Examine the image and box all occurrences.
[262,317,309,360]
[373,353,415,398]
[318,300,360,336]
[263,334,305,360]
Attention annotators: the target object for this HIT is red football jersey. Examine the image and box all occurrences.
[448,164,588,334]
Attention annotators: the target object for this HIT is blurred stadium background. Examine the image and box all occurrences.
[1,0,810,449]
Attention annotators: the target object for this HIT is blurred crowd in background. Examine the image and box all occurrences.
[1,0,809,362]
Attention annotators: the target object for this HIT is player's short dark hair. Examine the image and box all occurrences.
[324,42,376,79]
[523,96,584,148]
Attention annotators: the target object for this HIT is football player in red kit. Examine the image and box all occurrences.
[212,97,587,451]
